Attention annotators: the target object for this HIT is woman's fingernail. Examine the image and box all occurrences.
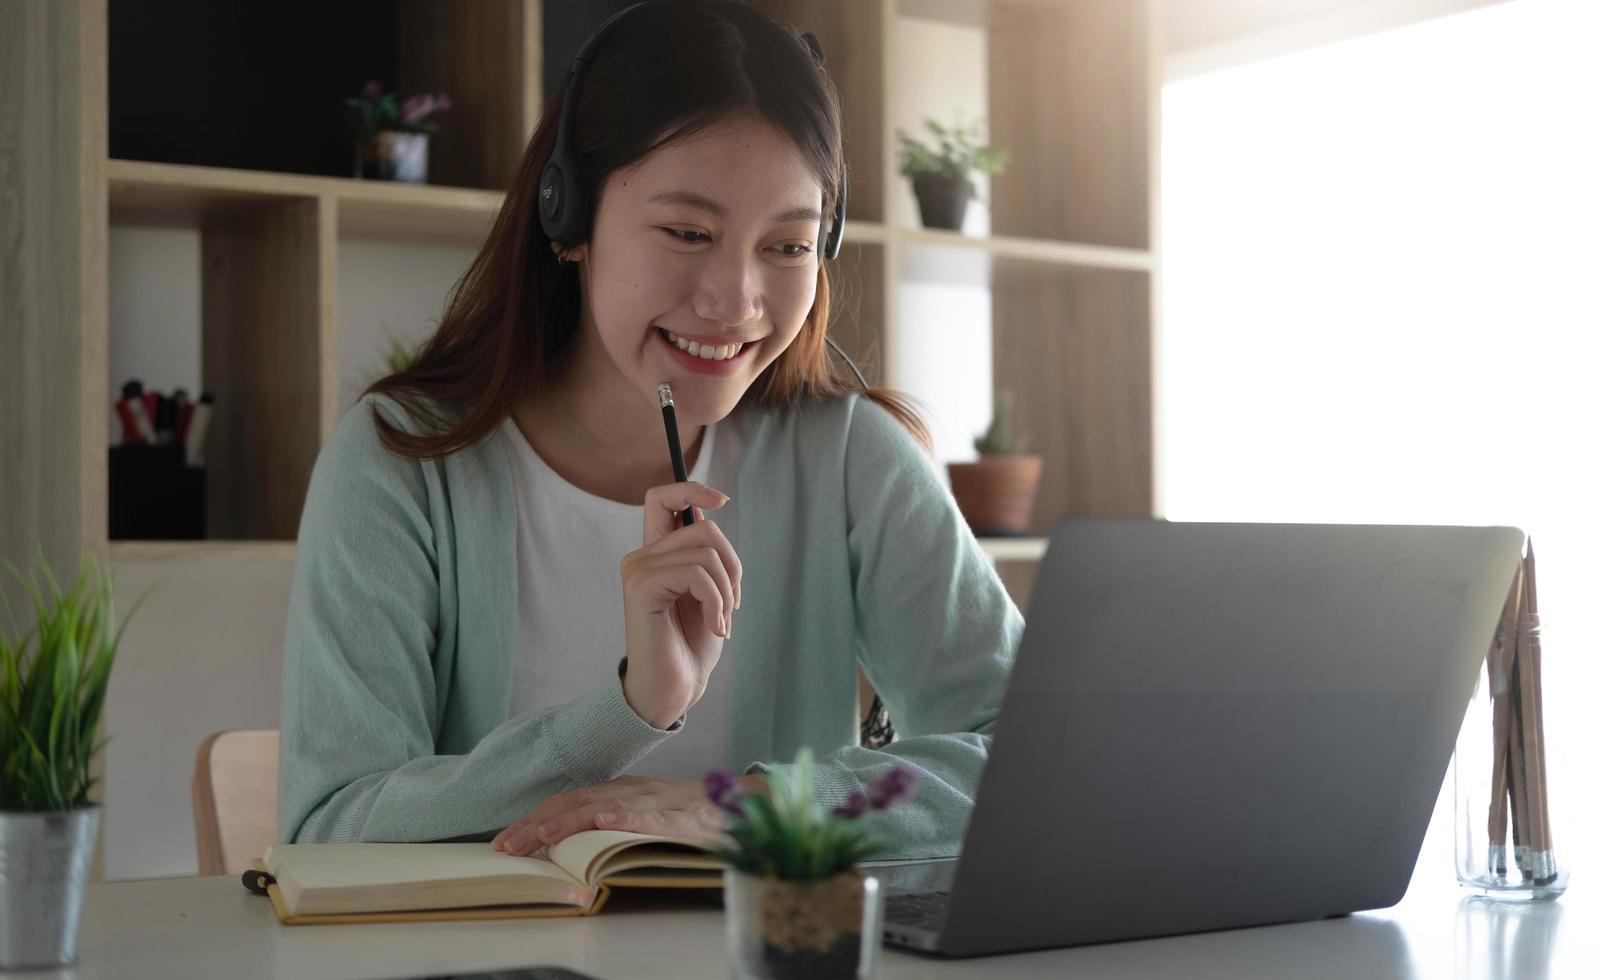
[719,613,729,637]
[596,812,615,826]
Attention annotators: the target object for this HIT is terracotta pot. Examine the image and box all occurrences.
[911,174,973,231]
[947,454,1043,536]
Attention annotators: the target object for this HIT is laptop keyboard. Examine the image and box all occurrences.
[885,890,950,930]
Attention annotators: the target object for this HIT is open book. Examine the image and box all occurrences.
[249,829,724,924]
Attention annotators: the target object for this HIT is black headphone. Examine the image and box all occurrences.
[539,1,847,261]
[537,0,867,388]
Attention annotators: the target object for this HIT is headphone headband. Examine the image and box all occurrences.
[538,0,847,261]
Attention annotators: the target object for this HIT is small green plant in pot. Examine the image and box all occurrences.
[704,748,919,979]
[896,114,1011,232]
[947,388,1044,536]
[0,555,146,970]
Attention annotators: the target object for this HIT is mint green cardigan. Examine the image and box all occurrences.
[278,391,1024,858]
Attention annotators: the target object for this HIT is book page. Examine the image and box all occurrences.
[546,830,724,884]
[263,843,593,916]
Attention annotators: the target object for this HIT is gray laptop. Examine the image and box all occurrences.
[871,517,1524,958]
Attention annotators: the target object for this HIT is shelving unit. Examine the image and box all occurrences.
[9,0,1157,568]
[110,160,505,246]
[5,0,1156,887]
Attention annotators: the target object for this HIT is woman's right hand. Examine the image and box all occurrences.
[619,481,743,729]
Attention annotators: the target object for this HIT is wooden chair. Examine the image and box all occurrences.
[191,729,279,876]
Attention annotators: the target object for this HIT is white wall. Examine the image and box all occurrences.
[102,559,292,880]
[1163,0,1512,80]
[337,240,476,415]
[107,226,201,438]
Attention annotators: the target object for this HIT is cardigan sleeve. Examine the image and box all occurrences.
[743,395,1024,859]
[278,397,682,845]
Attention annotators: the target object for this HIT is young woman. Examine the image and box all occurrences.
[278,0,1023,860]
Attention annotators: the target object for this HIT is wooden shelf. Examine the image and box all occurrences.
[108,540,297,562]
[894,226,1152,273]
[109,159,505,246]
[107,161,1151,267]
[977,537,1049,562]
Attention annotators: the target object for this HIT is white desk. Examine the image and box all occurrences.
[17,818,1587,979]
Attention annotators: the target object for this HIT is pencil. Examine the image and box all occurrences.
[657,382,695,526]
[1518,539,1557,882]
[1486,565,1521,875]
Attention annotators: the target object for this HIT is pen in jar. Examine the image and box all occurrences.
[657,382,695,526]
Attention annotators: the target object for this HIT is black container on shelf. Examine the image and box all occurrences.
[109,444,206,540]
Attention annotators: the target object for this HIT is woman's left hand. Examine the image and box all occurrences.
[492,774,763,855]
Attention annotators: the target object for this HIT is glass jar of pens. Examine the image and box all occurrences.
[108,379,214,540]
[1453,539,1568,901]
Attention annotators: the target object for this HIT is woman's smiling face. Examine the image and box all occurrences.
[568,113,827,425]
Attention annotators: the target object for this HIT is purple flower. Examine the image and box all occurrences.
[866,767,919,810]
[703,769,745,816]
[362,79,383,100]
[400,93,452,124]
[832,790,869,819]
[401,94,435,124]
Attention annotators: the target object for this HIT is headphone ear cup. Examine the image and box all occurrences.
[800,31,826,67]
[538,162,564,227]
[539,157,588,250]
[824,163,847,260]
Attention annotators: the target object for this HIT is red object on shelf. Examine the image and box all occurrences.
[177,397,195,445]
[115,399,143,445]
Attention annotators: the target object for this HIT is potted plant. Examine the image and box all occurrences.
[895,114,1011,232]
[947,388,1044,536]
[704,748,919,979]
[379,325,422,375]
[344,80,453,184]
[0,556,146,970]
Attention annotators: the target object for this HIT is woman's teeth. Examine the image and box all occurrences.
[661,327,743,361]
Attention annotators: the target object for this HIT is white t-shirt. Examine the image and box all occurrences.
[499,415,735,780]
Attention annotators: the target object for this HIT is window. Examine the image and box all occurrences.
[1161,0,1595,866]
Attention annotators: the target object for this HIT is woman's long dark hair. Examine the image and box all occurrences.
[362,0,930,459]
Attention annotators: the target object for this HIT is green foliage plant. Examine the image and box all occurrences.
[974,388,1031,456]
[380,325,422,376]
[896,114,1011,203]
[702,747,919,880]
[0,555,148,812]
